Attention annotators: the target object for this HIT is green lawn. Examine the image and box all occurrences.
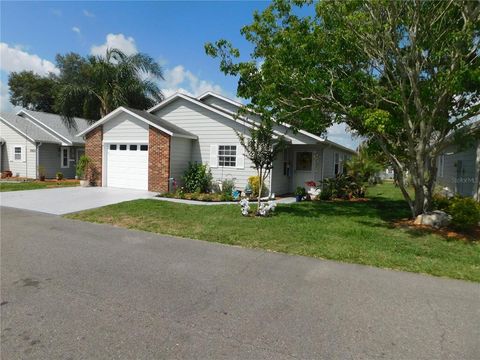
[0,180,79,192]
[66,183,480,282]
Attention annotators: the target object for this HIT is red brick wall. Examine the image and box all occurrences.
[85,126,103,186]
[148,126,171,192]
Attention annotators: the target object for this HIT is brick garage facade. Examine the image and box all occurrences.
[85,126,103,186]
[148,126,171,192]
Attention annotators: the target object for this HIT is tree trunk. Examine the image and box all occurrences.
[257,168,263,212]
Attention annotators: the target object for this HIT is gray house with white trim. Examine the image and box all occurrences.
[0,110,90,178]
[77,92,356,194]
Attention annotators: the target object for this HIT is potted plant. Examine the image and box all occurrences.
[76,155,91,187]
[38,165,46,181]
[56,171,63,181]
[294,186,306,202]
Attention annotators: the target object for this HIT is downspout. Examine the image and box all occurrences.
[36,142,43,179]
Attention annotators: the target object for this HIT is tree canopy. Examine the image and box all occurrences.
[8,48,165,125]
[206,0,480,216]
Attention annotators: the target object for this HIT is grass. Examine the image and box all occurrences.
[65,183,480,282]
[0,180,79,192]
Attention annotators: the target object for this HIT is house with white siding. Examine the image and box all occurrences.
[0,110,90,178]
[77,92,356,195]
[436,131,480,201]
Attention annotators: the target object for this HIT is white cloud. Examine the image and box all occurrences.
[72,27,81,34]
[83,9,95,18]
[325,123,361,150]
[0,42,59,76]
[90,33,138,56]
[162,65,224,98]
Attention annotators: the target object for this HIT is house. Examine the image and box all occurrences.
[77,92,356,194]
[436,134,480,201]
[0,110,90,179]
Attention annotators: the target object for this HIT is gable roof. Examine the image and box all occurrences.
[17,109,91,145]
[0,112,62,144]
[77,106,197,139]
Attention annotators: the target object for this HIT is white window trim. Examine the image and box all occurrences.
[218,145,237,168]
[61,147,70,168]
[12,144,25,162]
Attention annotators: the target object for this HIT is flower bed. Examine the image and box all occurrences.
[157,192,237,202]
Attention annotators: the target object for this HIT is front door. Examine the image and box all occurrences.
[294,151,314,189]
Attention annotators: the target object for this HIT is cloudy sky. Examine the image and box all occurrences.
[0,1,359,149]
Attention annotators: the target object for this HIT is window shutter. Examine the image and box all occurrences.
[210,144,218,168]
[236,145,245,169]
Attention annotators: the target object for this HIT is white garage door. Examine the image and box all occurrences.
[106,144,148,190]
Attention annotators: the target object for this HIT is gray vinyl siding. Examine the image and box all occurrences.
[170,137,192,187]
[103,113,148,142]
[0,121,37,178]
[152,98,263,190]
[437,144,477,197]
[37,144,80,179]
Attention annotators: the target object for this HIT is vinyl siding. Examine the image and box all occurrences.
[437,144,477,197]
[201,96,241,114]
[38,144,80,179]
[152,98,263,190]
[170,137,192,187]
[322,146,352,180]
[0,121,37,178]
[103,112,148,142]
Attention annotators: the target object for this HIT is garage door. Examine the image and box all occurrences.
[106,144,148,190]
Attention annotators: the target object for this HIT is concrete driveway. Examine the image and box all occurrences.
[0,186,155,214]
[1,207,479,359]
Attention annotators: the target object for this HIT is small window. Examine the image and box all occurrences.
[61,147,70,168]
[119,145,127,151]
[296,152,312,171]
[140,145,148,151]
[129,145,138,151]
[218,145,237,167]
[110,144,117,150]
[14,146,22,161]
[334,153,340,176]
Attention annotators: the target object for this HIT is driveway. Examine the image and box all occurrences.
[0,187,155,214]
[1,207,479,359]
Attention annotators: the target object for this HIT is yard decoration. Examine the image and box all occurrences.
[240,198,250,216]
[257,200,277,217]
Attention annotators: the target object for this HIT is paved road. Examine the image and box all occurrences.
[1,207,479,359]
[0,187,155,215]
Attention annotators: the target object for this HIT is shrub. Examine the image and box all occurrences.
[432,193,450,211]
[294,186,306,196]
[56,172,64,180]
[222,179,235,195]
[319,175,365,200]
[182,163,213,193]
[76,155,91,180]
[38,165,46,181]
[248,175,269,197]
[319,188,332,200]
[447,197,480,231]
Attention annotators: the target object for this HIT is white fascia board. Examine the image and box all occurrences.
[17,109,72,145]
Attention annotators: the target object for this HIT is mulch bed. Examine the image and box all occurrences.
[393,218,480,242]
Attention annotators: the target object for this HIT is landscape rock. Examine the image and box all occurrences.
[414,210,452,229]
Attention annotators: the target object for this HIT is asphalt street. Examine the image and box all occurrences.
[1,207,479,359]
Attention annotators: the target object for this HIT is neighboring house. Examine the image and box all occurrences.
[0,110,90,178]
[77,92,356,194]
[436,136,480,201]
[379,166,395,180]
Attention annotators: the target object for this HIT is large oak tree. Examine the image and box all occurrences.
[206,0,480,217]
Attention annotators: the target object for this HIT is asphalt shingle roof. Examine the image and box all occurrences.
[0,113,61,144]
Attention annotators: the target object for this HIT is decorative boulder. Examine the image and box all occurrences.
[414,210,452,229]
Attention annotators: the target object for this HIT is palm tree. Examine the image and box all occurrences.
[55,48,164,126]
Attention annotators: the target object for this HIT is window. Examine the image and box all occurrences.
[438,154,445,177]
[13,146,22,161]
[109,144,117,150]
[140,145,148,151]
[296,152,312,171]
[283,148,290,176]
[218,145,237,167]
[61,147,70,168]
[342,154,348,174]
[334,153,340,175]
[129,145,138,151]
[119,145,127,151]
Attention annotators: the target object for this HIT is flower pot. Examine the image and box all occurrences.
[80,180,90,187]
[39,175,45,182]
[295,195,303,202]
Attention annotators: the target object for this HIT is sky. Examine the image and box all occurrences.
[0,1,359,149]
